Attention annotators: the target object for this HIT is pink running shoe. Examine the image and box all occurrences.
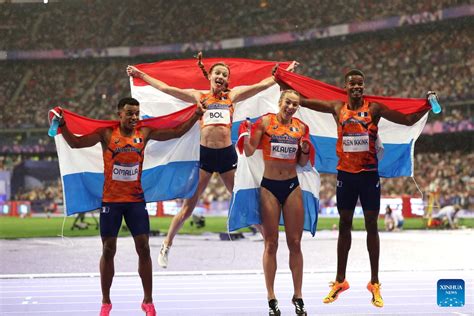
[99,303,112,316]
[141,302,156,316]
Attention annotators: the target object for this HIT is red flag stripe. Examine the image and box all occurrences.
[275,68,430,115]
[50,105,197,136]
[132,58,291,89]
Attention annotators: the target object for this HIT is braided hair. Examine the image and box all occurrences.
[196,52,231,92]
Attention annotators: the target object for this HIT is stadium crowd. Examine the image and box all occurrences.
[0,0,468,50]
[1,18,472,129]
[1,0,472,215]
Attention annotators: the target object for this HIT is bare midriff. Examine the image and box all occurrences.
[200,125,232,148]
[263,160,298,180]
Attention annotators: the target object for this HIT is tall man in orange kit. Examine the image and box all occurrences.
[297,70,430,307]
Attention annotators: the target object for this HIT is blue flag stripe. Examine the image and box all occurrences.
[63,160,199,215]
[228,188,319,236]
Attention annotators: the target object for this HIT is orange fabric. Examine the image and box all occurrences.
[261,113,306,163]
[103,127,146,202]
[336,100,378,173]
[200,92,234,128]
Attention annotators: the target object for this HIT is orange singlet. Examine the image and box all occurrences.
[261,113,306,163]
[102,126,145,202]
[200,92,234,128]
[336,100,378,173]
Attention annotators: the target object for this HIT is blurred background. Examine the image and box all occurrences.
[0,0,472,226]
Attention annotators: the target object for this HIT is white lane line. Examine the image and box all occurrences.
[3,298,474,306]
[3,291,473,300]
[1,304,473,315]
[1,268,472,279]
[21,296,32,305]
[3,284,473,295]
[4,278,468,290]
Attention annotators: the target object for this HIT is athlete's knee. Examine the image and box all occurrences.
[286,238,302,254]
[364,215,379,235]
[339,216,353,233]
[264,238,279,255]
[102,243,116,260]
[135,242,151,258]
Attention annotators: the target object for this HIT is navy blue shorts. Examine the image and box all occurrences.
[336,170,380,212]
[100,202,150,237]
[200,145,238,174]
[261,176,300,205]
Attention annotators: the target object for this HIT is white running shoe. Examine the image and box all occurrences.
[158,242,170,268]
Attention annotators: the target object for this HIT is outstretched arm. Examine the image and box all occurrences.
[373,102,429,126]
[300,98,339,115]
[58,110,106,148]
[229,61,299,103]
[142,103,206,142]
[127,65,202,104]
[243,117,267,157]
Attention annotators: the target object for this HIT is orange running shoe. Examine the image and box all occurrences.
[141,302,157,316]
[323,280,350,303]
[99,303,112,316]
[367,282,384,307]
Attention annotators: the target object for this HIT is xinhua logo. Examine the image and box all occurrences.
[437,279,464,307]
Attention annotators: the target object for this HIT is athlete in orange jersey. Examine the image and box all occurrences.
[297,69,431,308]
[127,56,298,269]
[59,97,205,316]
[102,126,146,203]
[243,90,310,316]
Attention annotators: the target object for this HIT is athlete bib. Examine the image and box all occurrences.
[270,143,298,160]
[342,133,369,152]
[202,108,231,126]
[112,162,139,181]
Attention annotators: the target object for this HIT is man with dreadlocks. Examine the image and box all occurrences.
[127,55,298,268]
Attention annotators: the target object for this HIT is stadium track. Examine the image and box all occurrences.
[1,230,473,315]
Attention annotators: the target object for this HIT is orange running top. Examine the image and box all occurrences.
[336,100,378,173]
[102,126,145,202]
[260,113,306,163]
[200,92,234,128]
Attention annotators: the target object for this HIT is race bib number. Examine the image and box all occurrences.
[203,109,231,125]
[342,133,369,152]
[112,162,139,181]
[270,143,298,160]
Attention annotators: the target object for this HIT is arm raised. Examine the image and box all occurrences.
[372,102,429,126]
[300,98,339,115]
[142,104,205,142]
[127,65,201,104]
[229,61,299,103]
[59,115,107,149]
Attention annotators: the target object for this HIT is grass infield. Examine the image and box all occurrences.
[0,216,472,239]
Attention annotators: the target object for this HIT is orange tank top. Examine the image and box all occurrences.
[336,100,378,173]
[261,113,306,163]
[200,92,234,128]
[102,126,145,202]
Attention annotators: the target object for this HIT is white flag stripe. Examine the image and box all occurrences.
[55,137,103,175]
